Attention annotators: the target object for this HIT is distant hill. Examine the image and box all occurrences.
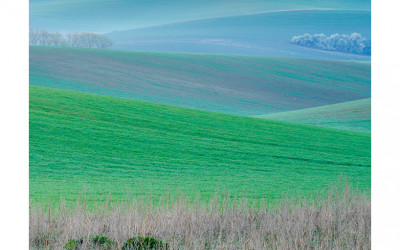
[108,10,371,60]
[30,46,371,116]
[30,0,371,32]
[30,85,371,201]
[255,98,371,132]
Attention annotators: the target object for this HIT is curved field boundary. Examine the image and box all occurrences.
[30,85,371,202]
[255,98,371,132]
[30,46,371,116]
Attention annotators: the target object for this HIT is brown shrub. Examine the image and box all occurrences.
[30,180,370,249]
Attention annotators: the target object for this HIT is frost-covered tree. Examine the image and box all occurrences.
[291,33,371,55]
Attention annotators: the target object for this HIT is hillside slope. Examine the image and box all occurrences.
[256,98,371,132]
[30,0,371,32]
[109,10,371,60]
[30,86,371,202]
[30,46,371,116]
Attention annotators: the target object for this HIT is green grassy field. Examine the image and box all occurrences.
[30,46,370,116]
[255,98,371,132]
[30,85,371,203]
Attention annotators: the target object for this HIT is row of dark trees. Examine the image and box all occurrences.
[29,29,113,49]
[291,33,371,55]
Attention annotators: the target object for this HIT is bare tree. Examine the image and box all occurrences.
[66,32,79,47]
[79,32,96,48]
[29,29,40,45]
[95,34,113,48]
[79,32,113,48]
[38,30,52,45]
[50,32,64,46]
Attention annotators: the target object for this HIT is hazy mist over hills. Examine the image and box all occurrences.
[30,1,370,59]
[108,10,370,60]
[30,0,371,33]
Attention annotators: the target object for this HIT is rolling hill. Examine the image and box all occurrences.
[30,85,371,202]
[255,98,371,132]
[108,10,371,60]
[30,46,371,116]
[30,0,371,32]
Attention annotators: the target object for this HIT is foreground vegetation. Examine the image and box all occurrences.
[30,180,370,249]
[30,86,370,203]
